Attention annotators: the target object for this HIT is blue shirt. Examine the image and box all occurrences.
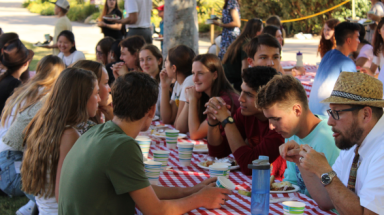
[309,49,356,116]
[283,115,340,197]
[159,21,164,50]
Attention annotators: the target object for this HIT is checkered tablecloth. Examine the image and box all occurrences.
[135,122,336,215]
[281,61,317,98]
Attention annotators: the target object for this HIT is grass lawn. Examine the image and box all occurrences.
[22,40,96,71]
[0,195,29,215]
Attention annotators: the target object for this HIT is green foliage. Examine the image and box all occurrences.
[241,0,371,35]
[0,196,29,215]
[66,3,99,22]
[27,1,54,15]
[196,0,224,23]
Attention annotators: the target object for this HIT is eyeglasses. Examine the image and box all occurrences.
[96,50,104,56]
[326,106,364,120]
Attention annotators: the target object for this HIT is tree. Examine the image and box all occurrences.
[163,0,199,58]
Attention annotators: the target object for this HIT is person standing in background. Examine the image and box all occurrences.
[156,5,164,51]
[97,0,124,40]
[45,0,72,55]
[114,0,152,44]
[213,0,241,60]
[366,0,384,43]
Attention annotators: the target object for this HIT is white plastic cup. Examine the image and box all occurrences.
[165,130,179,149]
[152,150,170,171]
[177,142,194,167]
[136,136,152,159]
[216,176,236,190]
[282,201,306,215]
[209,164,230,178]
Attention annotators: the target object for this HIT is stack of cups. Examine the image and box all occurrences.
[136,136,152,159]
[144,160,162,185]
[209,163,230,178]
[177,142,194,166]
[165,130,179,149]
[152,150,170,171]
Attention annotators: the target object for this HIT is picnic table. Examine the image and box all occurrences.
[281,61,317,98]
[136,121,336,215]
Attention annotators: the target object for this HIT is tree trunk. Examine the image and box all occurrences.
[163,0,199,58]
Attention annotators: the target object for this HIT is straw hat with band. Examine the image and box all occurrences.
[321,72,384,107]
[1,39,34,69]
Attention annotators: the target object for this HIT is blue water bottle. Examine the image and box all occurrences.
[248,156,270,215]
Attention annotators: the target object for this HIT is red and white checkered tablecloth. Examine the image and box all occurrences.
[135,122,336,215]
[281,61,317,98]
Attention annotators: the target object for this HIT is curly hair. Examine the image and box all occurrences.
[317,19,340,58]
[256,75,308,110]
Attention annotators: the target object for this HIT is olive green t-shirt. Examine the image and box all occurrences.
[58,121,150,215]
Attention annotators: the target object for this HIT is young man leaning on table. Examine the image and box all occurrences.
[255,74,340,198]
[204,66,285,179]
[58,72,231,215]
[279,72,384,214]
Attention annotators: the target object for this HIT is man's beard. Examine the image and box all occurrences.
[333,118,364,150]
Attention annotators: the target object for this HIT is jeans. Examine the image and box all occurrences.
[0,150,24,197]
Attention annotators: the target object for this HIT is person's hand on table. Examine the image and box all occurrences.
[187,177,217,194]
[279,140,301,163]
[185,86,202,103]
[204,106,220,126]
[195,183,232,209]
[298,144,332,178]
[160,69,173,89]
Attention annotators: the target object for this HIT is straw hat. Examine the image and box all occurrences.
[321,72,384,107]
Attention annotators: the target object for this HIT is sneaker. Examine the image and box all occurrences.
[16,200,35,215]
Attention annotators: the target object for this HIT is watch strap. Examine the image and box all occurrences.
[207,121,220,127]
[221,116,234,128]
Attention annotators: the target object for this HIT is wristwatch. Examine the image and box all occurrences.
[320,170,337,186]
[221,116,234,128]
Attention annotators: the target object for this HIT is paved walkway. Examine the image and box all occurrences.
[0,0,320,64]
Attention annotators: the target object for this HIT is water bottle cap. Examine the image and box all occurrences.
[248,159,270,169]
[258,155,269,161]
[297,51,302,55]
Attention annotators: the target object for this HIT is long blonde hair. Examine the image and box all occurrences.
[1,55,65,126]
[21,68,97,198]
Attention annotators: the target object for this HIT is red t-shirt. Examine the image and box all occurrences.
[207,107,286,180]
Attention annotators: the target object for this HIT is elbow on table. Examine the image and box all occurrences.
[316,201,334,211]
[189,132,203,140]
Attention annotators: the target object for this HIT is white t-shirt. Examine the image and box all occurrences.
[170,75,194,106]
[332,114,384,214]
[57,50,85,67]
[124,0,152,28]
[357,44,375,69]
[373,52,384,97]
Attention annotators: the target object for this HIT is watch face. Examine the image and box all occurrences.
[322,174,331,184]
[228,117,234,123]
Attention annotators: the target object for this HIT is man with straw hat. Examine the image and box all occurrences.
[279,72,384,214]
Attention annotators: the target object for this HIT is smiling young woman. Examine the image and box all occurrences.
[57,30,85,67]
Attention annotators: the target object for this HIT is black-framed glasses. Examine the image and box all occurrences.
[326,106,364,120]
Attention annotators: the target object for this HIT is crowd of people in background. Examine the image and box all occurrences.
[1,0,384,214]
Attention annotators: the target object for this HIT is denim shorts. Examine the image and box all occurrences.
[0,150,24,197]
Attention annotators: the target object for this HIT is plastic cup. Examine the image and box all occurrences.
[144,160,162,170]
[216,176,236,190]
[209,164,230,178]
[144,160,162,185]
[282,201,306,215]
[136,136,152,159]
[152,150,170,171]
[165,130,179,149]
[177,142,194,166]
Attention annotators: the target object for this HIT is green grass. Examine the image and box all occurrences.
[22,40,96,71]
[0,195,29,215]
